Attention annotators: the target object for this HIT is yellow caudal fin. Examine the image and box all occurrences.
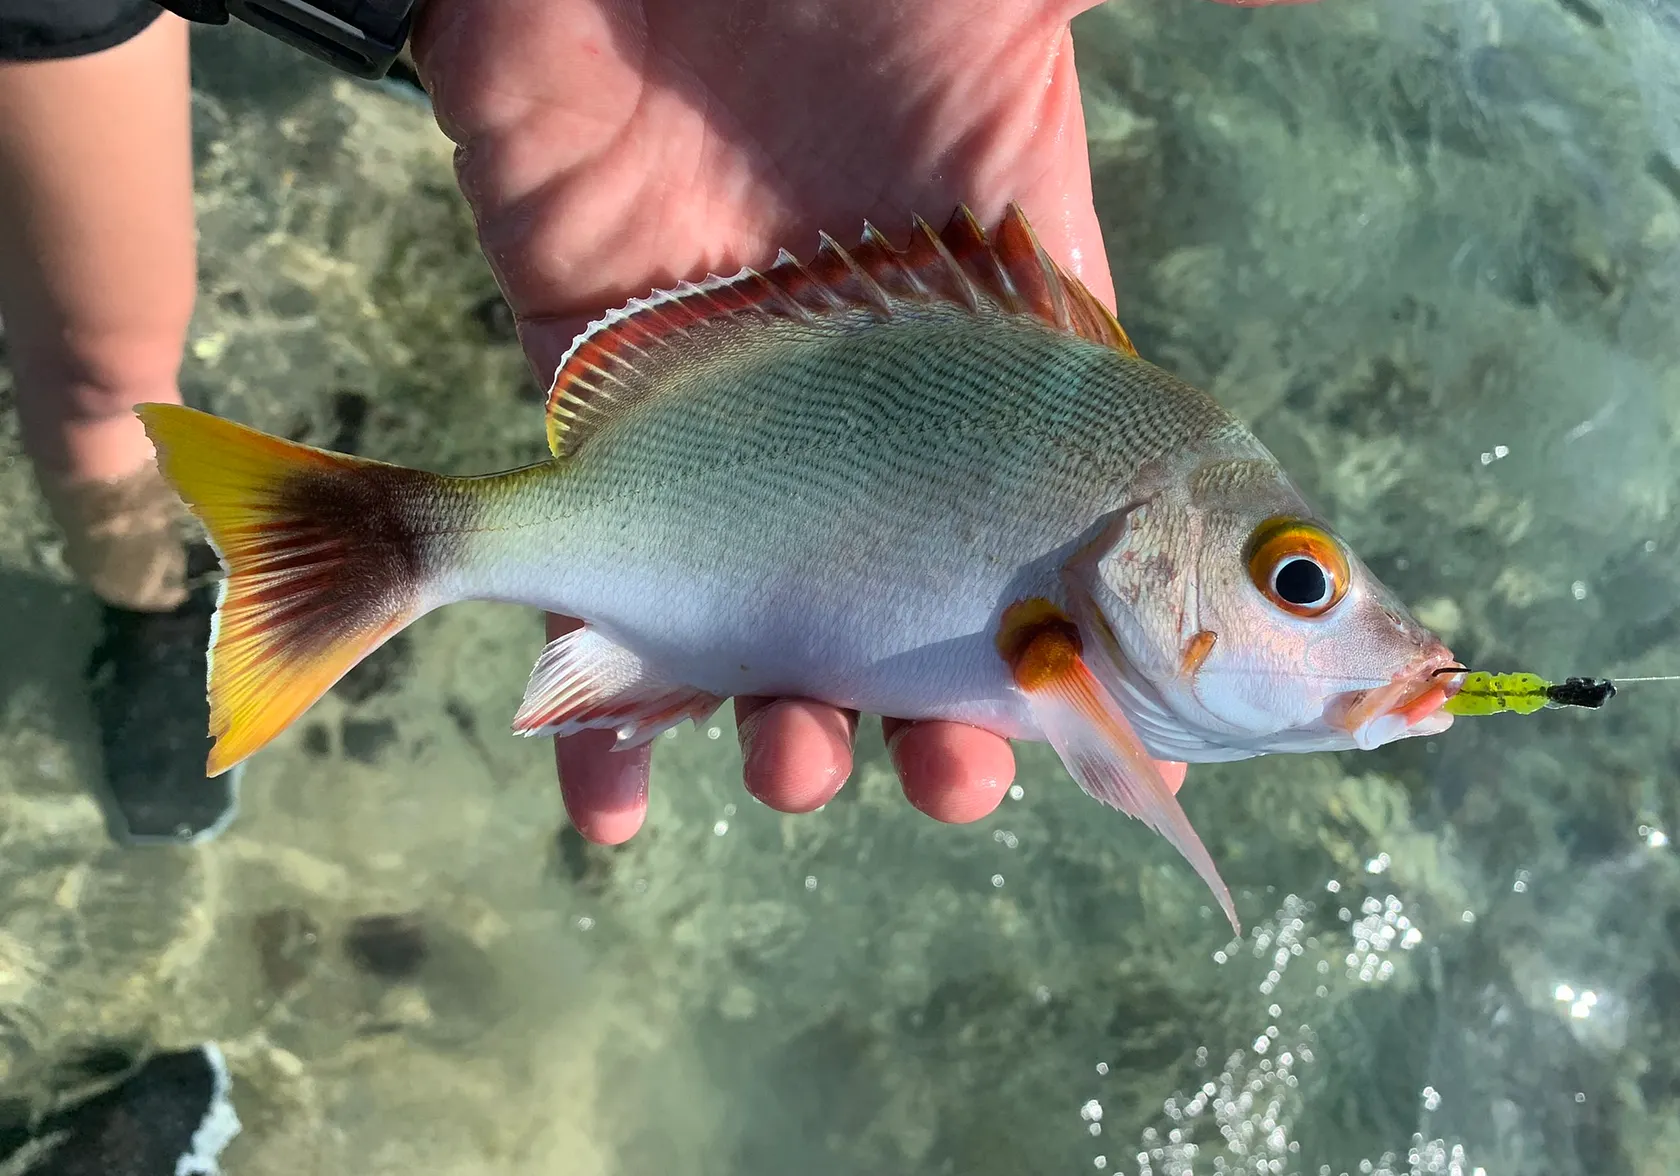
[137,403,461,776]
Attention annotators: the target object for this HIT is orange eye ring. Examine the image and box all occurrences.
[1245,517,1351,618]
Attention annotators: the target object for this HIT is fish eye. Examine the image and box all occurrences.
[1245,517,1350,618]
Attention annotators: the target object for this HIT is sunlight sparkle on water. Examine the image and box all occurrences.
[1119,884,1484,1176]
[1552,982,1607,1022]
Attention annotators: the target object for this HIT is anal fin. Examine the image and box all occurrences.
[512,627,724,749]
[1007,612,1239,933]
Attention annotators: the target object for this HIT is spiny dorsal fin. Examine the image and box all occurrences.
[544,202,1138,458]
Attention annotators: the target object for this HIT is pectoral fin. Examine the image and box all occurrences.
[1001,601,1239,933]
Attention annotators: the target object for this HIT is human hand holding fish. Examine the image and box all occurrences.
[141,0,1630,936]
[405,0,1177,844]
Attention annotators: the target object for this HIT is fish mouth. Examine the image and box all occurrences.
[1329,646,1462,751]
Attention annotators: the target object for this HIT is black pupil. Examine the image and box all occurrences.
[1274,558,1329,606]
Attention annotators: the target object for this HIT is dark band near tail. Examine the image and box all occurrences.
[137,403,455,775]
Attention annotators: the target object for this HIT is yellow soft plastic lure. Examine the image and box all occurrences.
[1441,670,1616,717]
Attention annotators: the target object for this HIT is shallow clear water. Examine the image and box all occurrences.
[1,2,1677,1173]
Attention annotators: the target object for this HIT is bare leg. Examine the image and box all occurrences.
[0,11,195,610]
[0,10,232,843]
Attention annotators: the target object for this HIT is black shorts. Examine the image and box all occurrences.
[0,0,161,62]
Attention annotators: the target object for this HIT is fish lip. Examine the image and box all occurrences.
[1329,646,1461,749]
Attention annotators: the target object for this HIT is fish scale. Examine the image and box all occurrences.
[470,316,1202,705]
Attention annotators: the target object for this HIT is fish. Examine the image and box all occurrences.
[136,203,1460,933]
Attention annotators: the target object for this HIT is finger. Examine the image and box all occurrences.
[736,697,858,813]
[883,719,1016,824]
[555,727,652,845]
[545,612,652,845]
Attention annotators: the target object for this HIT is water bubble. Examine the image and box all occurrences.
[1008,784,1025,801]
[706,725,722,739]
[1096,1061,1110,1076]
[991,874,1005,888]
[803,875,817,891]
[713,819,729,836]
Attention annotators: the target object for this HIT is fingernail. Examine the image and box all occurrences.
[736,707,767,794]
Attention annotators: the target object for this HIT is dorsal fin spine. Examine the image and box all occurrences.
[818,231,893,318]
[916,217,982,311]
[946,206,1023,314]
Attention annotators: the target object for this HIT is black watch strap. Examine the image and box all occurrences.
[153,0,414,80]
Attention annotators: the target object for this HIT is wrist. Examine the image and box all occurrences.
[150,0,414,78]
